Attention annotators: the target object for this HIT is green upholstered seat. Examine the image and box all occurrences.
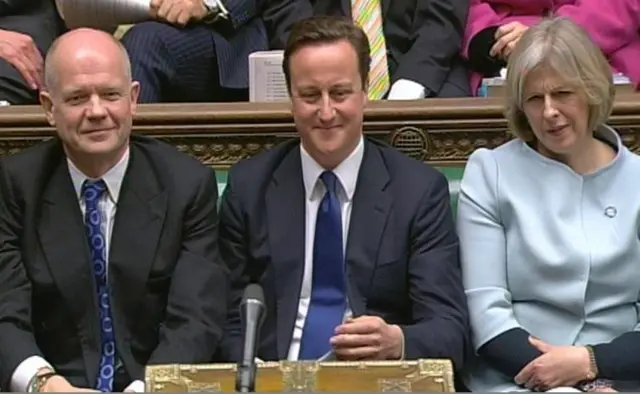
[439,167,463,216]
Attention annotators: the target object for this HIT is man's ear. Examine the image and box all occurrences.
[39,90,56,127]
[129,80,140,114]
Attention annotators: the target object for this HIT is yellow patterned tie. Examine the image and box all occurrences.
[351,0,390,100]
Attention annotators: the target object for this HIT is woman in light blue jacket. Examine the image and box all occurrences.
[458,17,640,393]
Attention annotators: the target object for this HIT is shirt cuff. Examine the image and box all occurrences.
[387,79,426,100]
[11,356,54,392]
[125,379,145,392]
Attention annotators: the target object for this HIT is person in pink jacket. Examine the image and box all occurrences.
[462,0,640,95]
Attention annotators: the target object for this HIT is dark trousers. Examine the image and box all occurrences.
[0,0,65,104]
[433,57,472,98]
[121,22,248,104]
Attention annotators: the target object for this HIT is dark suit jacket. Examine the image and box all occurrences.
[218,138,470,371]
[262,0,470,96]
[0,135,228,390]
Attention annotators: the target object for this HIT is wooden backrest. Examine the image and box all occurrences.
[1,95,639,170]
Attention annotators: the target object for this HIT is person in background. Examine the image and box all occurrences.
[262,0,471,99]
[458,17,640,392]
[0,28,227,392]
[463,0,640,96]
[120,0,268,103]
[0,0,66,104]
[217,15,470,387]
[556,0,640,92]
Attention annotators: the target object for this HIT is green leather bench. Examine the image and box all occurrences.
[214,167,464,213]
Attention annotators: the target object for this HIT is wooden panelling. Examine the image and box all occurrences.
[1,95,639,168]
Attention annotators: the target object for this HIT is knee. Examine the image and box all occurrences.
[0,58,38,105]
[120,21,182,55]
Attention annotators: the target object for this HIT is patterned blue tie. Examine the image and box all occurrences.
[82,180,116,392]
[299,171,347,360]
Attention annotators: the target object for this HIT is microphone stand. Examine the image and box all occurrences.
[235,286,266,392]
[236,361,257,393]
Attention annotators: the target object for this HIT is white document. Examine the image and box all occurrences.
[248,50,289,103]
[55,0,151,29]
[613,73,632,84]
[317,350,335,362]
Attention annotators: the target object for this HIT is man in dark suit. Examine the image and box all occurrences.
[219,16,470,374]
[119,0,267,103]
[0,28,227,391]
[262,0,470,99]
[0,0,66,104]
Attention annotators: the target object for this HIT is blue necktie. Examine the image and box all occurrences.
[82,180,116,392]
[299,171,347,360]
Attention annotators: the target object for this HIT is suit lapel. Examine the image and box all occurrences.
[265,148,306,360]
[108,145,167,340]
[37,157,102,384]
[345,141,391,316]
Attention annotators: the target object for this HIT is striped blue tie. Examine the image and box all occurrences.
[299,171,347,359]
[82,180,116,392]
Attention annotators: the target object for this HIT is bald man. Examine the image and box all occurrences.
[0,28,228,392]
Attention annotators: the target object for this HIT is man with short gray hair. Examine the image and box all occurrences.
[0,28,227,392]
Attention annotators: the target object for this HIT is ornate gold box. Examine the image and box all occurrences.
[145,359,454,392]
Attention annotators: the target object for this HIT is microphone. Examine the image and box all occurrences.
[236,284,266,393]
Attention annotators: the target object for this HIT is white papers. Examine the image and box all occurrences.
[613,73,632,85]
[249,50,289,103]
[55,0,151,29]
[317,351,335,362]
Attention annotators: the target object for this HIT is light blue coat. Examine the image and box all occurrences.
[457,125,640,391]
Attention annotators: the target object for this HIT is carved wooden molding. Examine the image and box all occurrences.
[1,95,639,168]
[144,359,454,392]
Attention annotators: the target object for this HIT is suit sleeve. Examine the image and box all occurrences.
[217,171,250,362]
[0,159,45,389]
[586,290,640,380]
[591,332,640,380]
[461,1,544,74]
[223,0,265,29]
[399,170,470,371]
[456,150,544,378]
[461,0,501,59]
[147,168,228,369]
[393,0,469,95]
[555,0,640,56]
[261,0,314,49]
[461,0,507,75]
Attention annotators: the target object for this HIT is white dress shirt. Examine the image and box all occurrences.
[286,137,365,361]
[387,79,427,100]
[11,148,144,393]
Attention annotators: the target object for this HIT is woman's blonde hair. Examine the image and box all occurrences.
[504,17,615,141]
